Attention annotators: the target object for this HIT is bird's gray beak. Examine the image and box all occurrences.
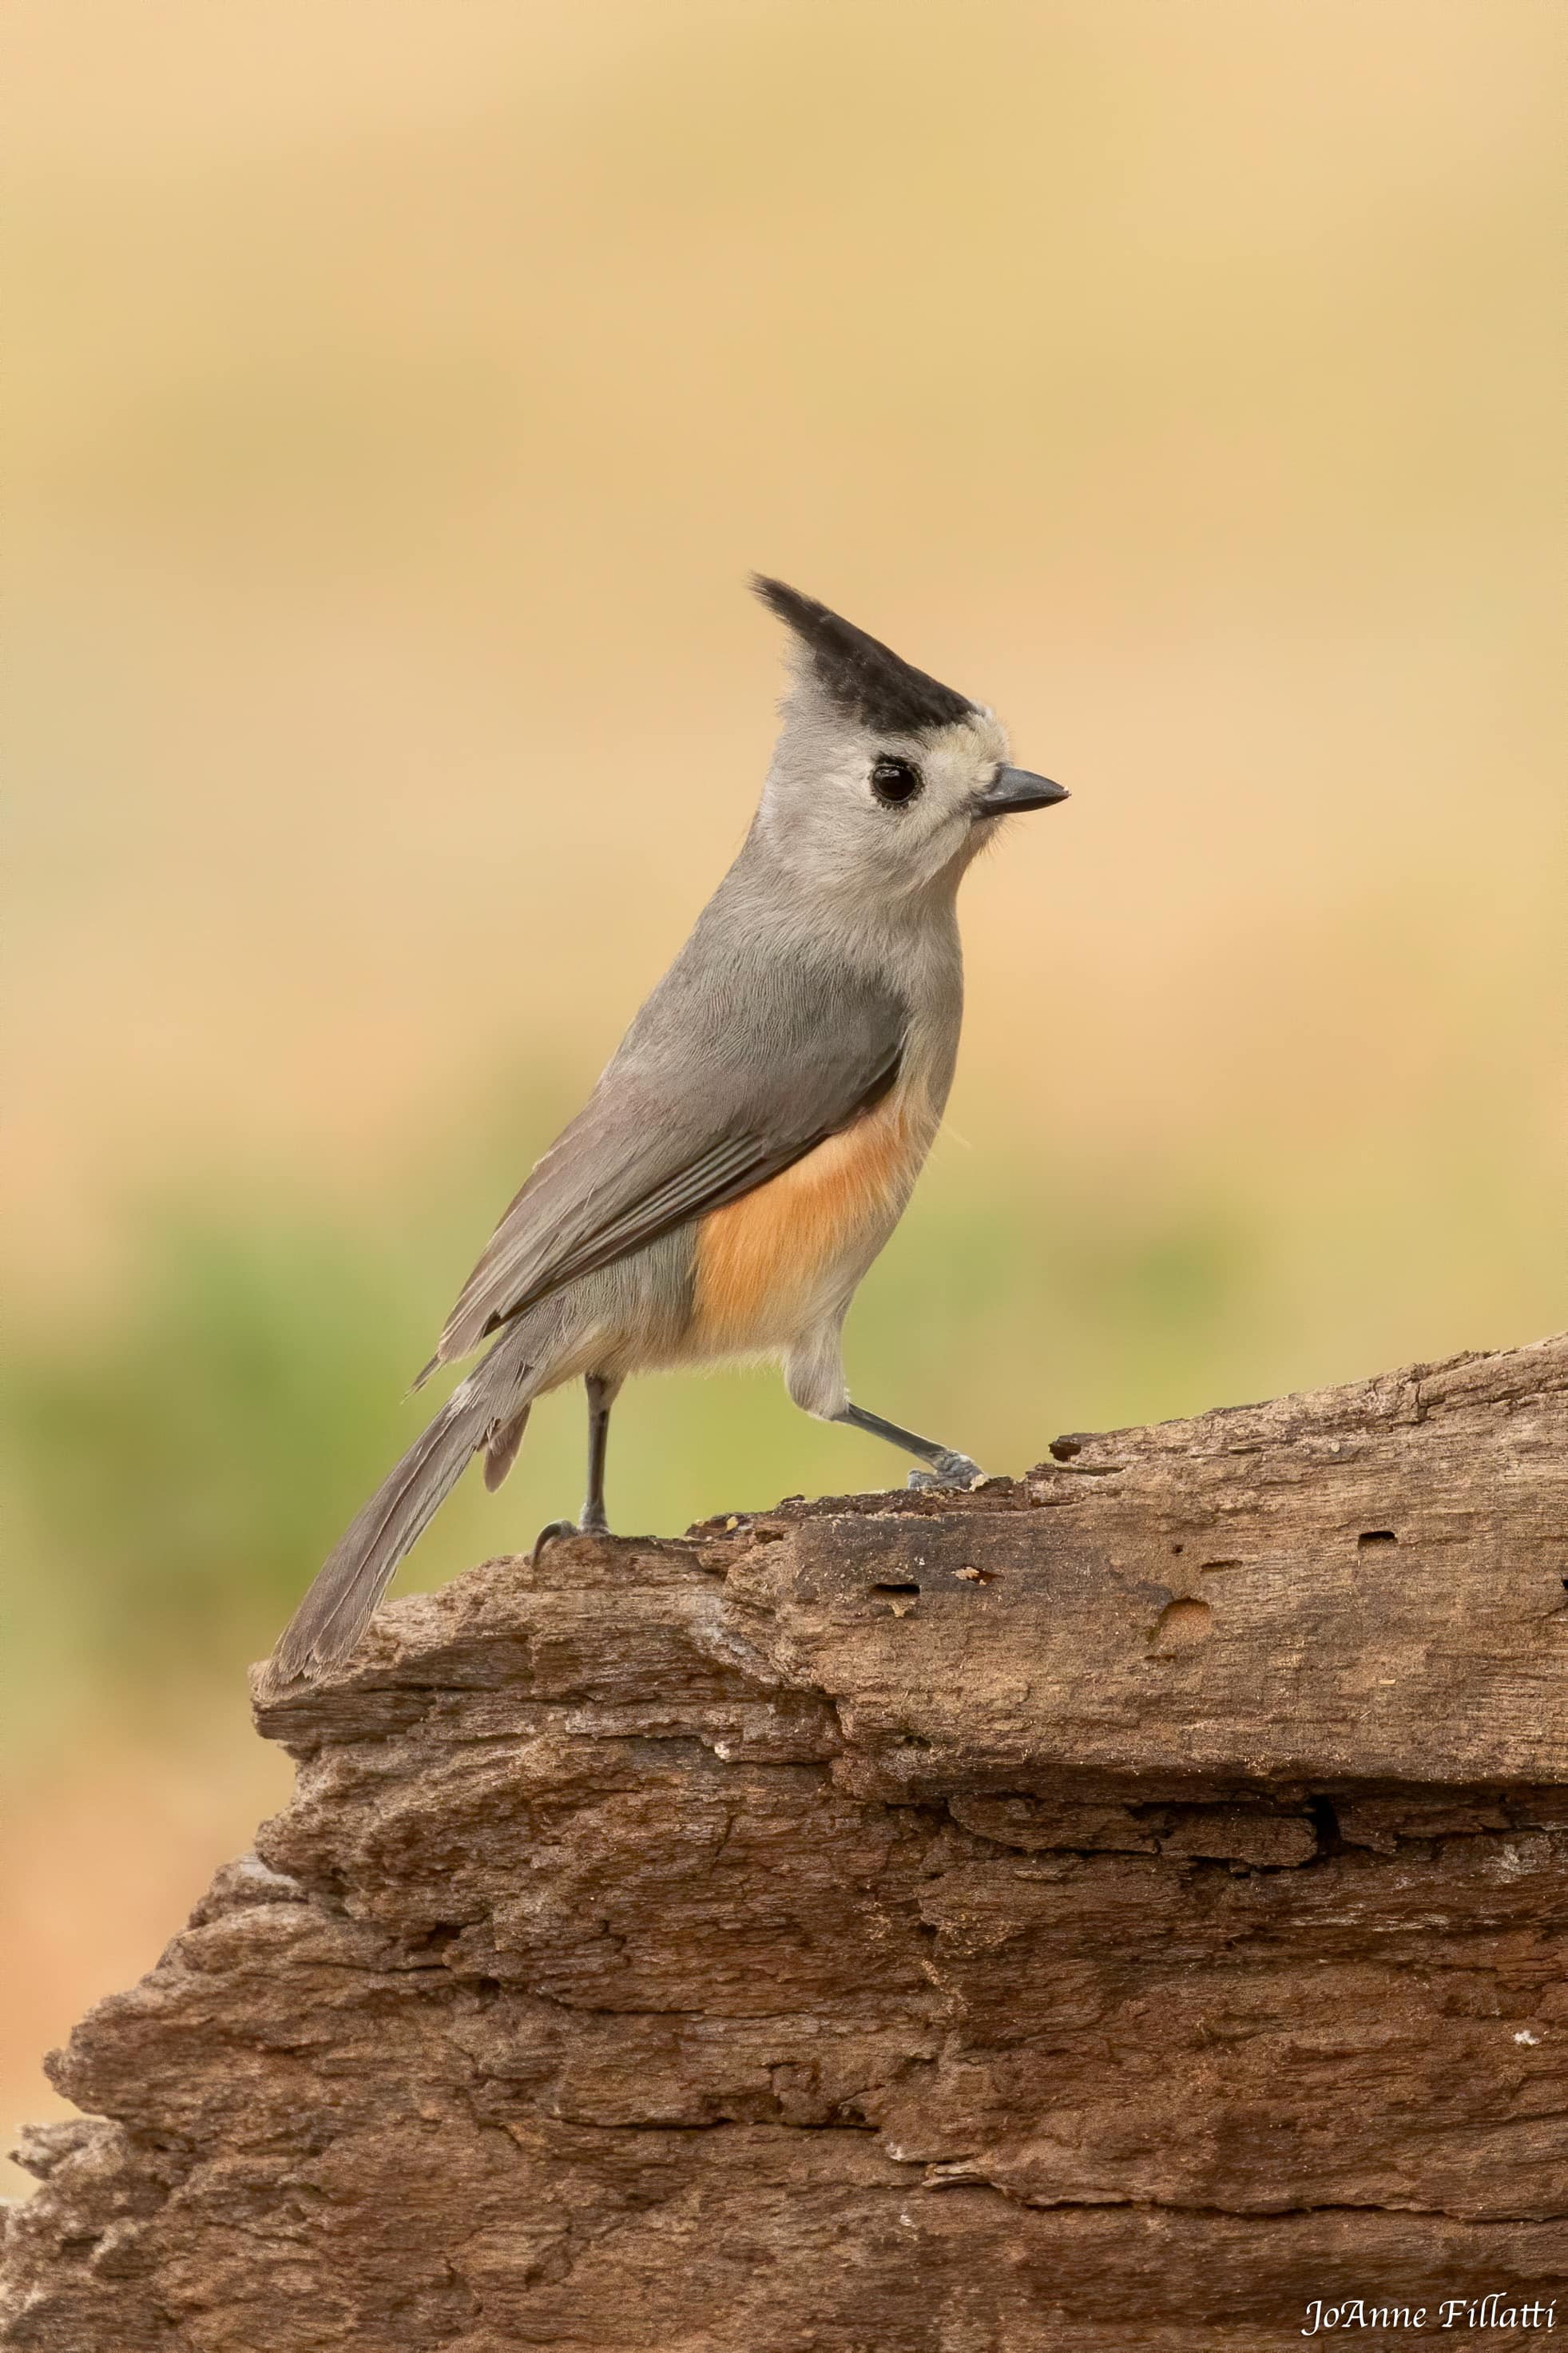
[973,765,1070,817]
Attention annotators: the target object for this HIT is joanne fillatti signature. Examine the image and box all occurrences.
[1303,2295,1557,2334]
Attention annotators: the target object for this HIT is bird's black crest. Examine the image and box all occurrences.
[752,576,976,737]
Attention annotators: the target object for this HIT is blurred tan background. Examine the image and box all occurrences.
[4,0,1565,2190]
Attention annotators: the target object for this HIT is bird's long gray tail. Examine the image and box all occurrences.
[261,1358,525,1693]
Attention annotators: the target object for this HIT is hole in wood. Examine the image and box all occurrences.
[871,1582,920,1597]
[1153,1598,1213,1649]
[1358,1530,1398,1549]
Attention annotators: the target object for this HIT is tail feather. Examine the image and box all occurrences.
[482,1404,531,1492]
[262,1378,506,1692]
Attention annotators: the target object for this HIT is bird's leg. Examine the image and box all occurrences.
[532,1372,622,1561]
[832,1401,982,1489]
[580,1370,618,1532]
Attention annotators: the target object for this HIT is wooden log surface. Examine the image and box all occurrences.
[4,1334,1566,2350]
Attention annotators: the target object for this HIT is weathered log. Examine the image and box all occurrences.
[5,1334,1567,2350]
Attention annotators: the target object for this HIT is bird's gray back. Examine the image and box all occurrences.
[617,837,965,1117]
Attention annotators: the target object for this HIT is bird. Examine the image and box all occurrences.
[263,578,1068,1689]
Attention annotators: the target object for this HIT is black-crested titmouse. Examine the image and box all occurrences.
[265,578,1068,1687]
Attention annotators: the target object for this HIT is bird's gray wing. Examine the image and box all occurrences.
[422,958,907,1377]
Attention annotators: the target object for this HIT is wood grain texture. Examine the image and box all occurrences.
[5,1333,1566,2350]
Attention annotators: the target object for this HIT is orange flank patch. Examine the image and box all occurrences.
[691,1089,927,1352]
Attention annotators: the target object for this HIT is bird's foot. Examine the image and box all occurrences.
[530,1520,577,1563]
[530,1512,610,1564]
[907,1451,983,1491]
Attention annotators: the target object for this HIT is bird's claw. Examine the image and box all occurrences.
[907,1452,983,1491]
[531,1513,611,1564]
[530,1519,579,1564]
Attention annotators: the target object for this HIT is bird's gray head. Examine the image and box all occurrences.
[748,576,1066,908]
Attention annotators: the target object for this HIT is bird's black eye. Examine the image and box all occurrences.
[870,755,923,808]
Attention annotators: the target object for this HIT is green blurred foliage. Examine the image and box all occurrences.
[0,1109,1274,1745]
